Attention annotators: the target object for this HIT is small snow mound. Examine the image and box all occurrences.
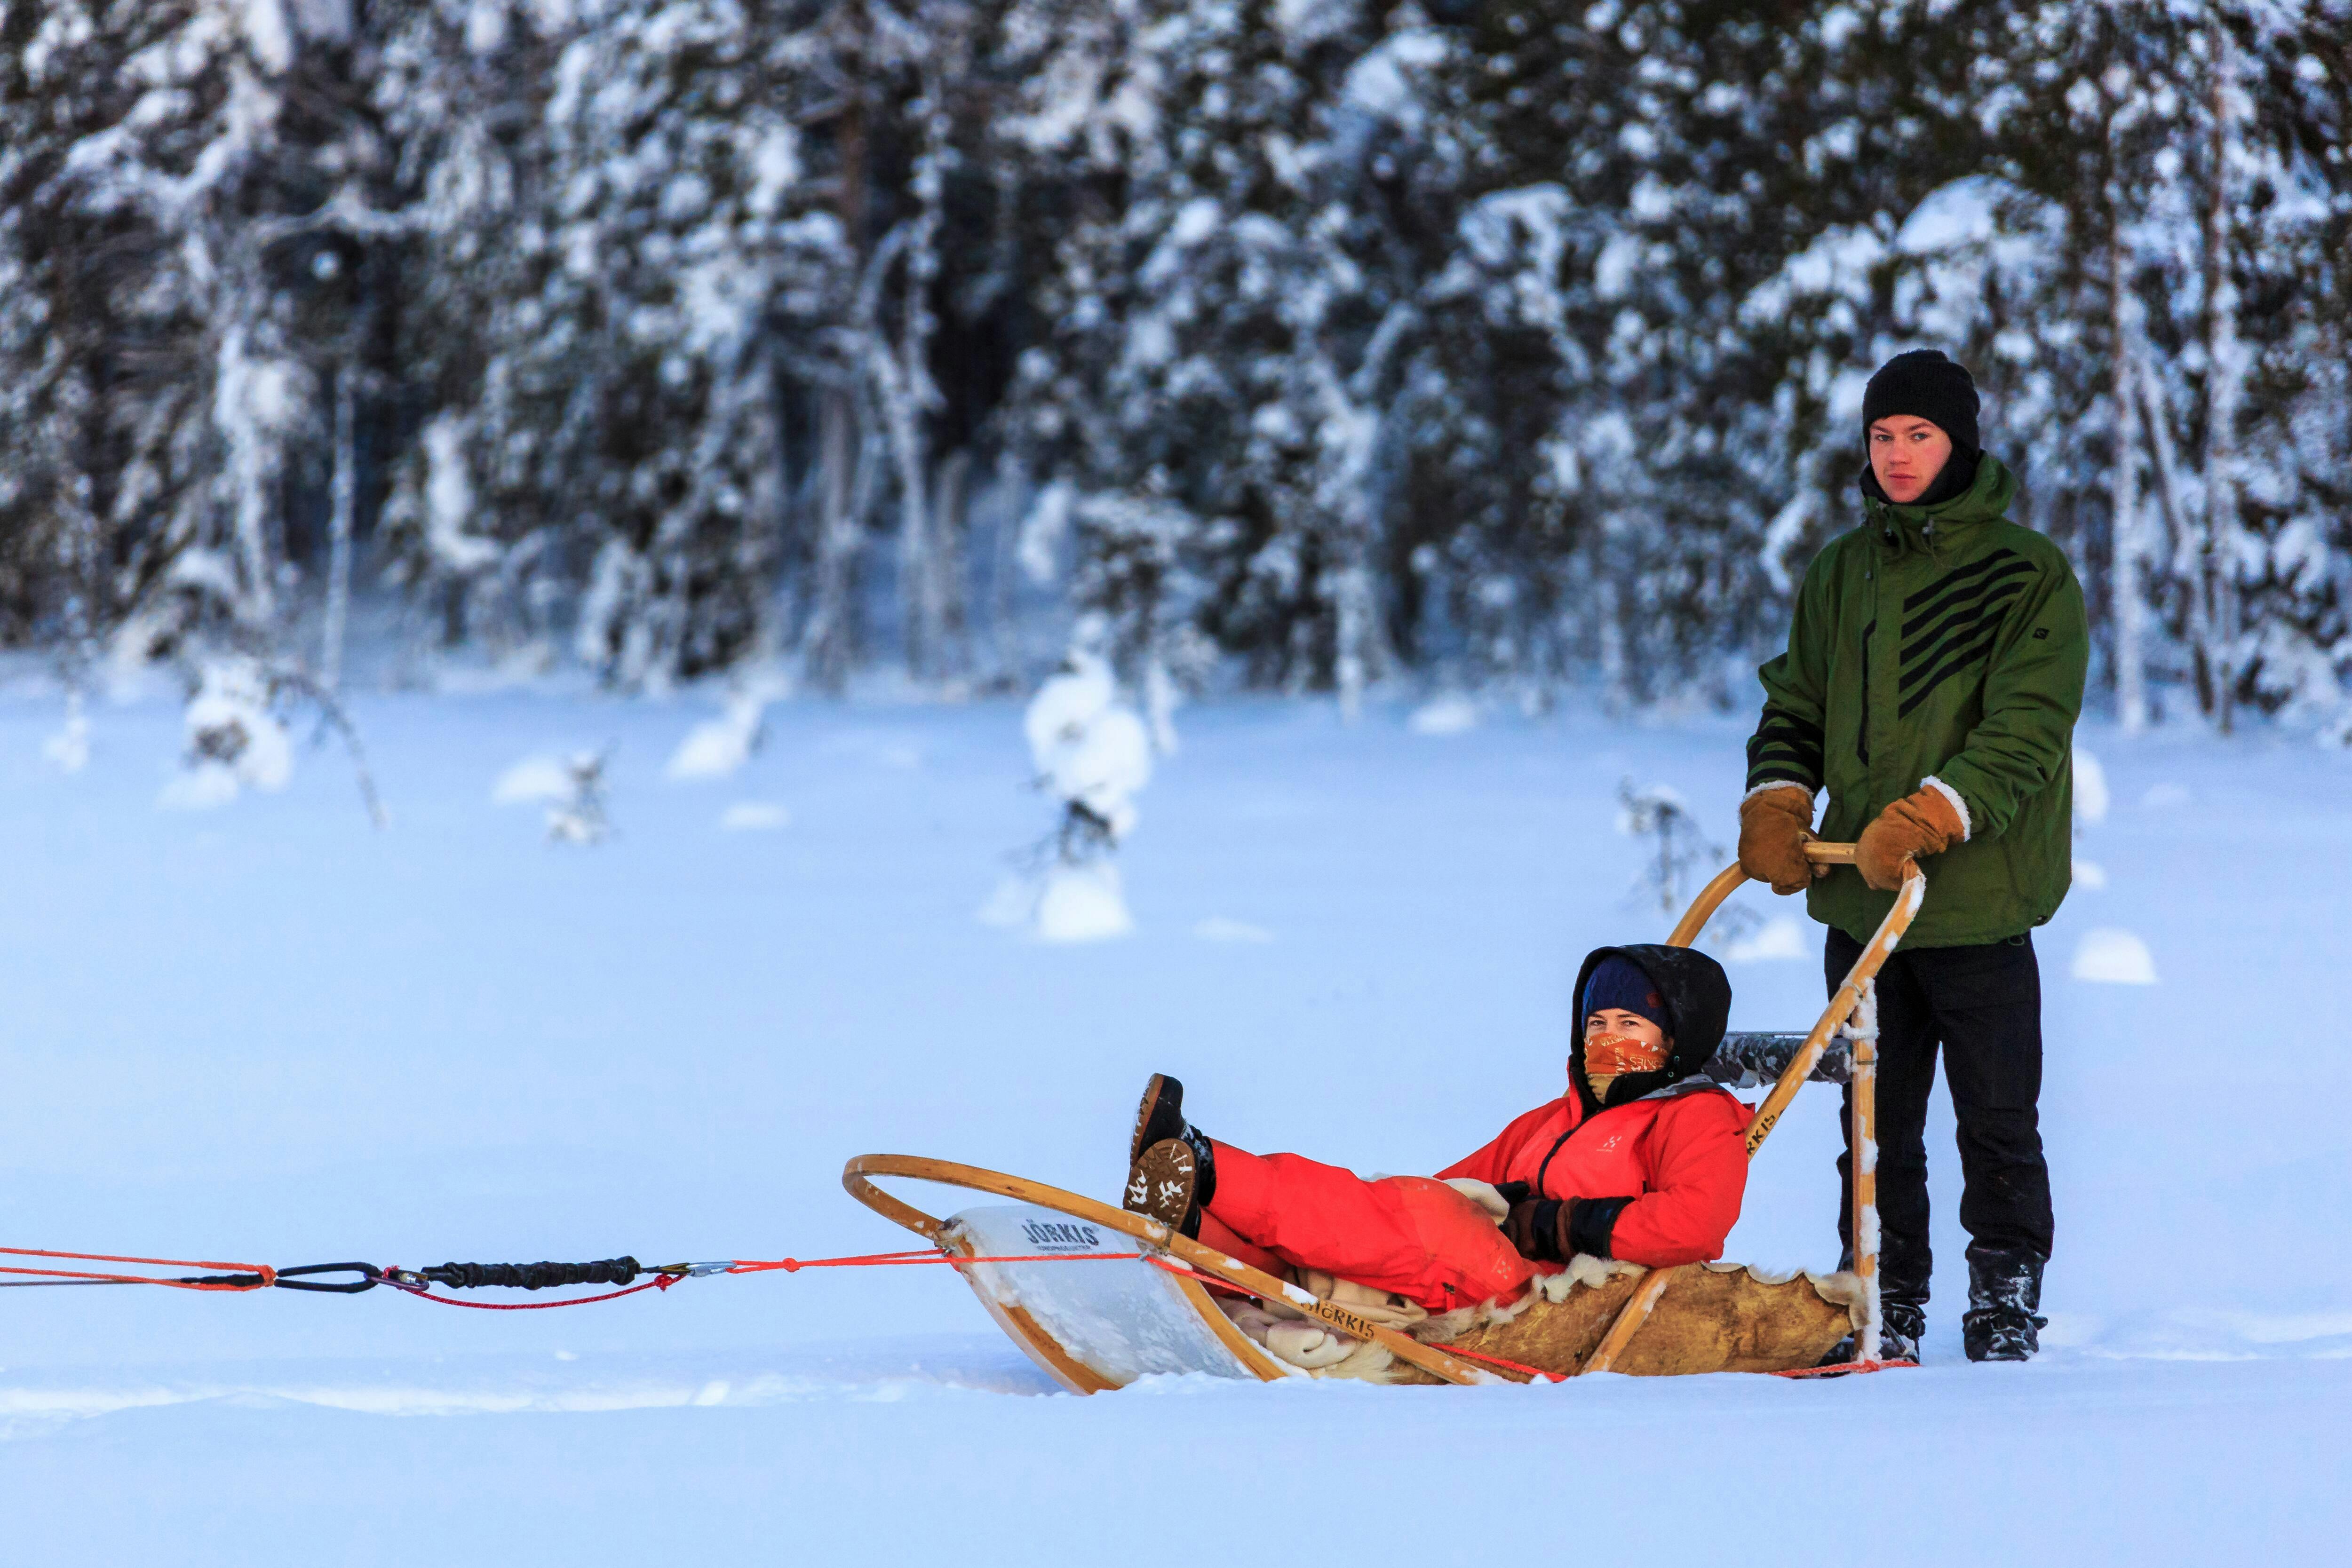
[1194,917,1274,944]
[493,756,573,805]
[43,706,89,774]
[2073,746,2110,824]
[719,801,790,832]
[158,760,240,812]
[1035,861,1132,943]
[2072,927,2157,985]
[2140,782,2192,810]
[1728,916,1808,963]
[1408,694,1479,736]
[667,694,768,782]
[2072,858,2109,890]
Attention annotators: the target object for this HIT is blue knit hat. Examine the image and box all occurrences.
[1583,954,1669,1035]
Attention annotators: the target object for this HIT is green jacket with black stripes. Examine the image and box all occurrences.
[1745,453,2088,948]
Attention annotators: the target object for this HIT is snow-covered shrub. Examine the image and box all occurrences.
[988,651,1154,942]
[160,658,293,811]
[1025,651,1152,850]
[493,747,614,844]
[545,752,614,846]
[155,655,388,825]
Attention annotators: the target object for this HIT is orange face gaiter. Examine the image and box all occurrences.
[1583,1033,1667,1079]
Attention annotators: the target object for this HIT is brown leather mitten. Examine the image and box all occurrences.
[1738,785,1819,895]
[1855,785,1967,892]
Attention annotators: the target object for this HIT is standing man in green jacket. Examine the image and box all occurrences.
[1737,350,2087,1364]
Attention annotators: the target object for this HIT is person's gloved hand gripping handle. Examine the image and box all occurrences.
[1854,782,1968,892]
[1738,784,1821,894]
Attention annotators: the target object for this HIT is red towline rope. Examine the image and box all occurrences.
[1,1243,1152,1307]
[0,1245,276,1291]
[724,1248,1143,1274]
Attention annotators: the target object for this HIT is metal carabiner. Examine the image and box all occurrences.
[271,1261,383,1294]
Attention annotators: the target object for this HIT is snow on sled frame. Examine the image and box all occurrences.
[843,841,1923,1389]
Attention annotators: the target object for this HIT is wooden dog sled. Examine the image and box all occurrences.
[844,841,1922,1389]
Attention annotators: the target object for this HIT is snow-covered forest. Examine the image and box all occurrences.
[3,0,2348,732]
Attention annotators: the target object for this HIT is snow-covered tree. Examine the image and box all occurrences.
[377,0,852,688]
[995,646,1152,941]
[1,0,2345,730]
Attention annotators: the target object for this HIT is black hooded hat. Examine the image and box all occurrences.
[1568,943,1733,1114]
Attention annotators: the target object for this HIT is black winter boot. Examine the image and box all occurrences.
[1819,1246,1926,1366]
[1124,1075,1216,1236]
[1818,1298,1924,1366]
[1962,1246,2048,1362]
[1131,1073,1186,1163]
[1877,1299,1926,1363]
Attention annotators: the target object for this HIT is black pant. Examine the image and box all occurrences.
[1827,928,2054,1308]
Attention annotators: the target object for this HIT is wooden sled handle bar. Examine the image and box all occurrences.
[1665,839,1853,947]
[1583,844,1920,1376]
[842,1154,1502,1387]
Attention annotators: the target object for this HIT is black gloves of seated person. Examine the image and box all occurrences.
[1498,1186,1636,1263]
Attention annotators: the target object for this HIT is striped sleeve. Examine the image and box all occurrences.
[1745,548,1834,793]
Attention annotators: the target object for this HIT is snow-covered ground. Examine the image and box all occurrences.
[2,690,2346,1559]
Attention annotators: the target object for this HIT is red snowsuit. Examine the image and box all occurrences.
[1199,1086,1752,1314]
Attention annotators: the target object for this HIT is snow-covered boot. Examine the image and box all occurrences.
[1962,1247,2047,1363]
[1125,1138,1208,1237]
[1818,1299,1924,1366]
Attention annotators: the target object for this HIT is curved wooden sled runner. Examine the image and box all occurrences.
[844,841,1925,1389]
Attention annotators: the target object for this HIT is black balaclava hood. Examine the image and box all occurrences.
[1568,944,1733,1114]
[1859,348,1982,508]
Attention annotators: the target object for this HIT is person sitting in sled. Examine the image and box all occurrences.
[1122,944,1748,1320]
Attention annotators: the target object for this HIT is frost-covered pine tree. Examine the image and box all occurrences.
[2,0,2347,722]
[0,0,398,815]
[1017,0,1432,712]
[379,0,853,689]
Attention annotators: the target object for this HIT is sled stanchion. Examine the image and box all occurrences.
[1578,1265,1680,1376]
[1741,864,1923,1160]
[1849,979,1883,1366]
[841,1155,1504,1387]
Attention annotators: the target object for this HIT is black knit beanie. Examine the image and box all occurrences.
[1862,349,1980,456]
